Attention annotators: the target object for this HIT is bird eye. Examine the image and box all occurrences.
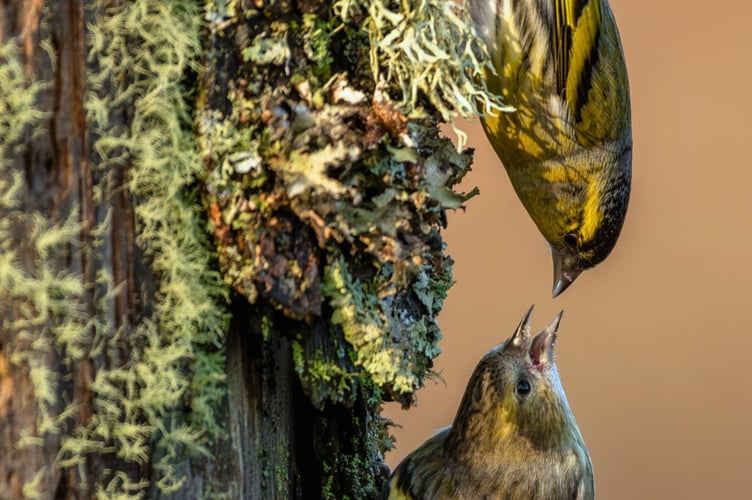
[563,232,578,248]
[516,379,532,397]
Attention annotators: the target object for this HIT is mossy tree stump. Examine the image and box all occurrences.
[0,0,499,498]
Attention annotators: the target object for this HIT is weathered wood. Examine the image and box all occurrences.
[229,312,294,499]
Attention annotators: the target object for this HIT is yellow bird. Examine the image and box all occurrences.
[383,306,593,499]
[470,0,632,297]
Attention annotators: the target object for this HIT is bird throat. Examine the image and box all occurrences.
[507,158,604,248]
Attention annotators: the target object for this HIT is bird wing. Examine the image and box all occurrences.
[552,0,599,118]
[384,431,452,499]
[551,0,630,145]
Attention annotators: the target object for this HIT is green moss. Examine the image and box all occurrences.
[300,14,336,81]
[314,376,391,499]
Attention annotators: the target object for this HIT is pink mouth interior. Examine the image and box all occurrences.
[530,334,549,370]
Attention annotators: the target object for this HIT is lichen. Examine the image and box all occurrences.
[199,0,488,422]
[1,2,230,497]
[74,1,230,495]
[4,0,506,494]
[336,0,510,149]
[197,0,494,493]
[0,40,90,497]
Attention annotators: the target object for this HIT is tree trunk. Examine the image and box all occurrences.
[0,0,485,498]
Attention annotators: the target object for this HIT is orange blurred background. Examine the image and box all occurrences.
[382,1,752,498]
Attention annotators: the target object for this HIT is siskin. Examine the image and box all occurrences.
[470,0,632,297]
[384,306,593,499]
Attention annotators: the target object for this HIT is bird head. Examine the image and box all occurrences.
[449,306,581,454]
[549,143,632,298]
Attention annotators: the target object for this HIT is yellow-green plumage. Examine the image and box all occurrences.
[472,0,632,296]
[383,307,593,499]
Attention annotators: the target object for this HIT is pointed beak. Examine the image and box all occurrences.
[500,305,535,357]
[551,249,583,298]
[509,305,534,349]
[531,311,563,368]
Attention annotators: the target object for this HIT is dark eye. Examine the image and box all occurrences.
[563,232,578,248]
[516,379,531,397]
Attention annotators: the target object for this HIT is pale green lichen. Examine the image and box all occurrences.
[1,2,230,497]
[335,0,510,149]
[243,21,292,66]
[201,0,478,410]
[323,254,430,396]
[74,1,229,495]
[21,468,46,499]
[198,0,490,494]
[0,41,91,497]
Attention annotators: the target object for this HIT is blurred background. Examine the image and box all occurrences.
[382,1,752,498]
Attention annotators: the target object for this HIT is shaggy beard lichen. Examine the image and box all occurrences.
[82,1,230,495]
[1,2,230,497]
[0,40,91,495]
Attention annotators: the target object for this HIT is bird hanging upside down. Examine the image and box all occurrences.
[470,0,632,297]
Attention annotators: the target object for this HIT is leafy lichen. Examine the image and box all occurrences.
[200,0,486,410]
[198,0,501,494]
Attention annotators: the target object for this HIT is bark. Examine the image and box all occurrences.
[1,2,97,498]
[0,0,478,498]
